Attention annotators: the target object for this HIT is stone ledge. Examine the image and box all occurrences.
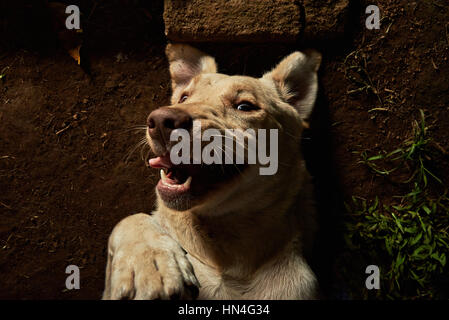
[163,0,350,43]
[164,0,303,43]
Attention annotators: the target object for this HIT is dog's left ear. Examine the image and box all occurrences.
[166,43,217,103]
[263,50,321,120]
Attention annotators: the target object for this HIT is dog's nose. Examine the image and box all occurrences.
[147,107,193,143]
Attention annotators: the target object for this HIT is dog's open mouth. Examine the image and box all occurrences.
[147,153,245,210]
[149,154,193,196]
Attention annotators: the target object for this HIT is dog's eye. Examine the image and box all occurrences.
[235,102,259,112]
[179,94,188,103]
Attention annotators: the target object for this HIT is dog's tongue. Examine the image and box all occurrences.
[149,154,172,169]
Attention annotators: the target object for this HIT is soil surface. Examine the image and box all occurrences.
[1,0,448,299]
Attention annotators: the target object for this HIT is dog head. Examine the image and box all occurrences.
[146,44,321,214]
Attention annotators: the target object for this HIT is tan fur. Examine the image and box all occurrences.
[103,44,322,300]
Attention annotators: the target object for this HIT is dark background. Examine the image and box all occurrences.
[1,0,448,299]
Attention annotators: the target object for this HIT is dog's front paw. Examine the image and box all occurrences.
[102,214,199,300]
[105,243,199,300]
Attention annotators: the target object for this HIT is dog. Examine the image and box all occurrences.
[102,44,322,300]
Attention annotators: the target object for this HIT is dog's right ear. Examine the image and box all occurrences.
[263,50,321,121]
[166,44,217,103]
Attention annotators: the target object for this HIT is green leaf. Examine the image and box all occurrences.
[409,232,423,246]
[367,154,385,161]
[422,205,431,214]
[391,213,404,233]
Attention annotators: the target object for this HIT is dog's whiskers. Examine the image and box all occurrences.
[210,134,250,153]
[115,125,148,138]
[214,144,245,178]
[124,136,148,164]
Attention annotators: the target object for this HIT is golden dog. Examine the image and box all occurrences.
[103,44,321,300]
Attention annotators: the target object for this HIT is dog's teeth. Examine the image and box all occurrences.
[160,169,167,181]
[183,176,192,188]
[160,170,191,190]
